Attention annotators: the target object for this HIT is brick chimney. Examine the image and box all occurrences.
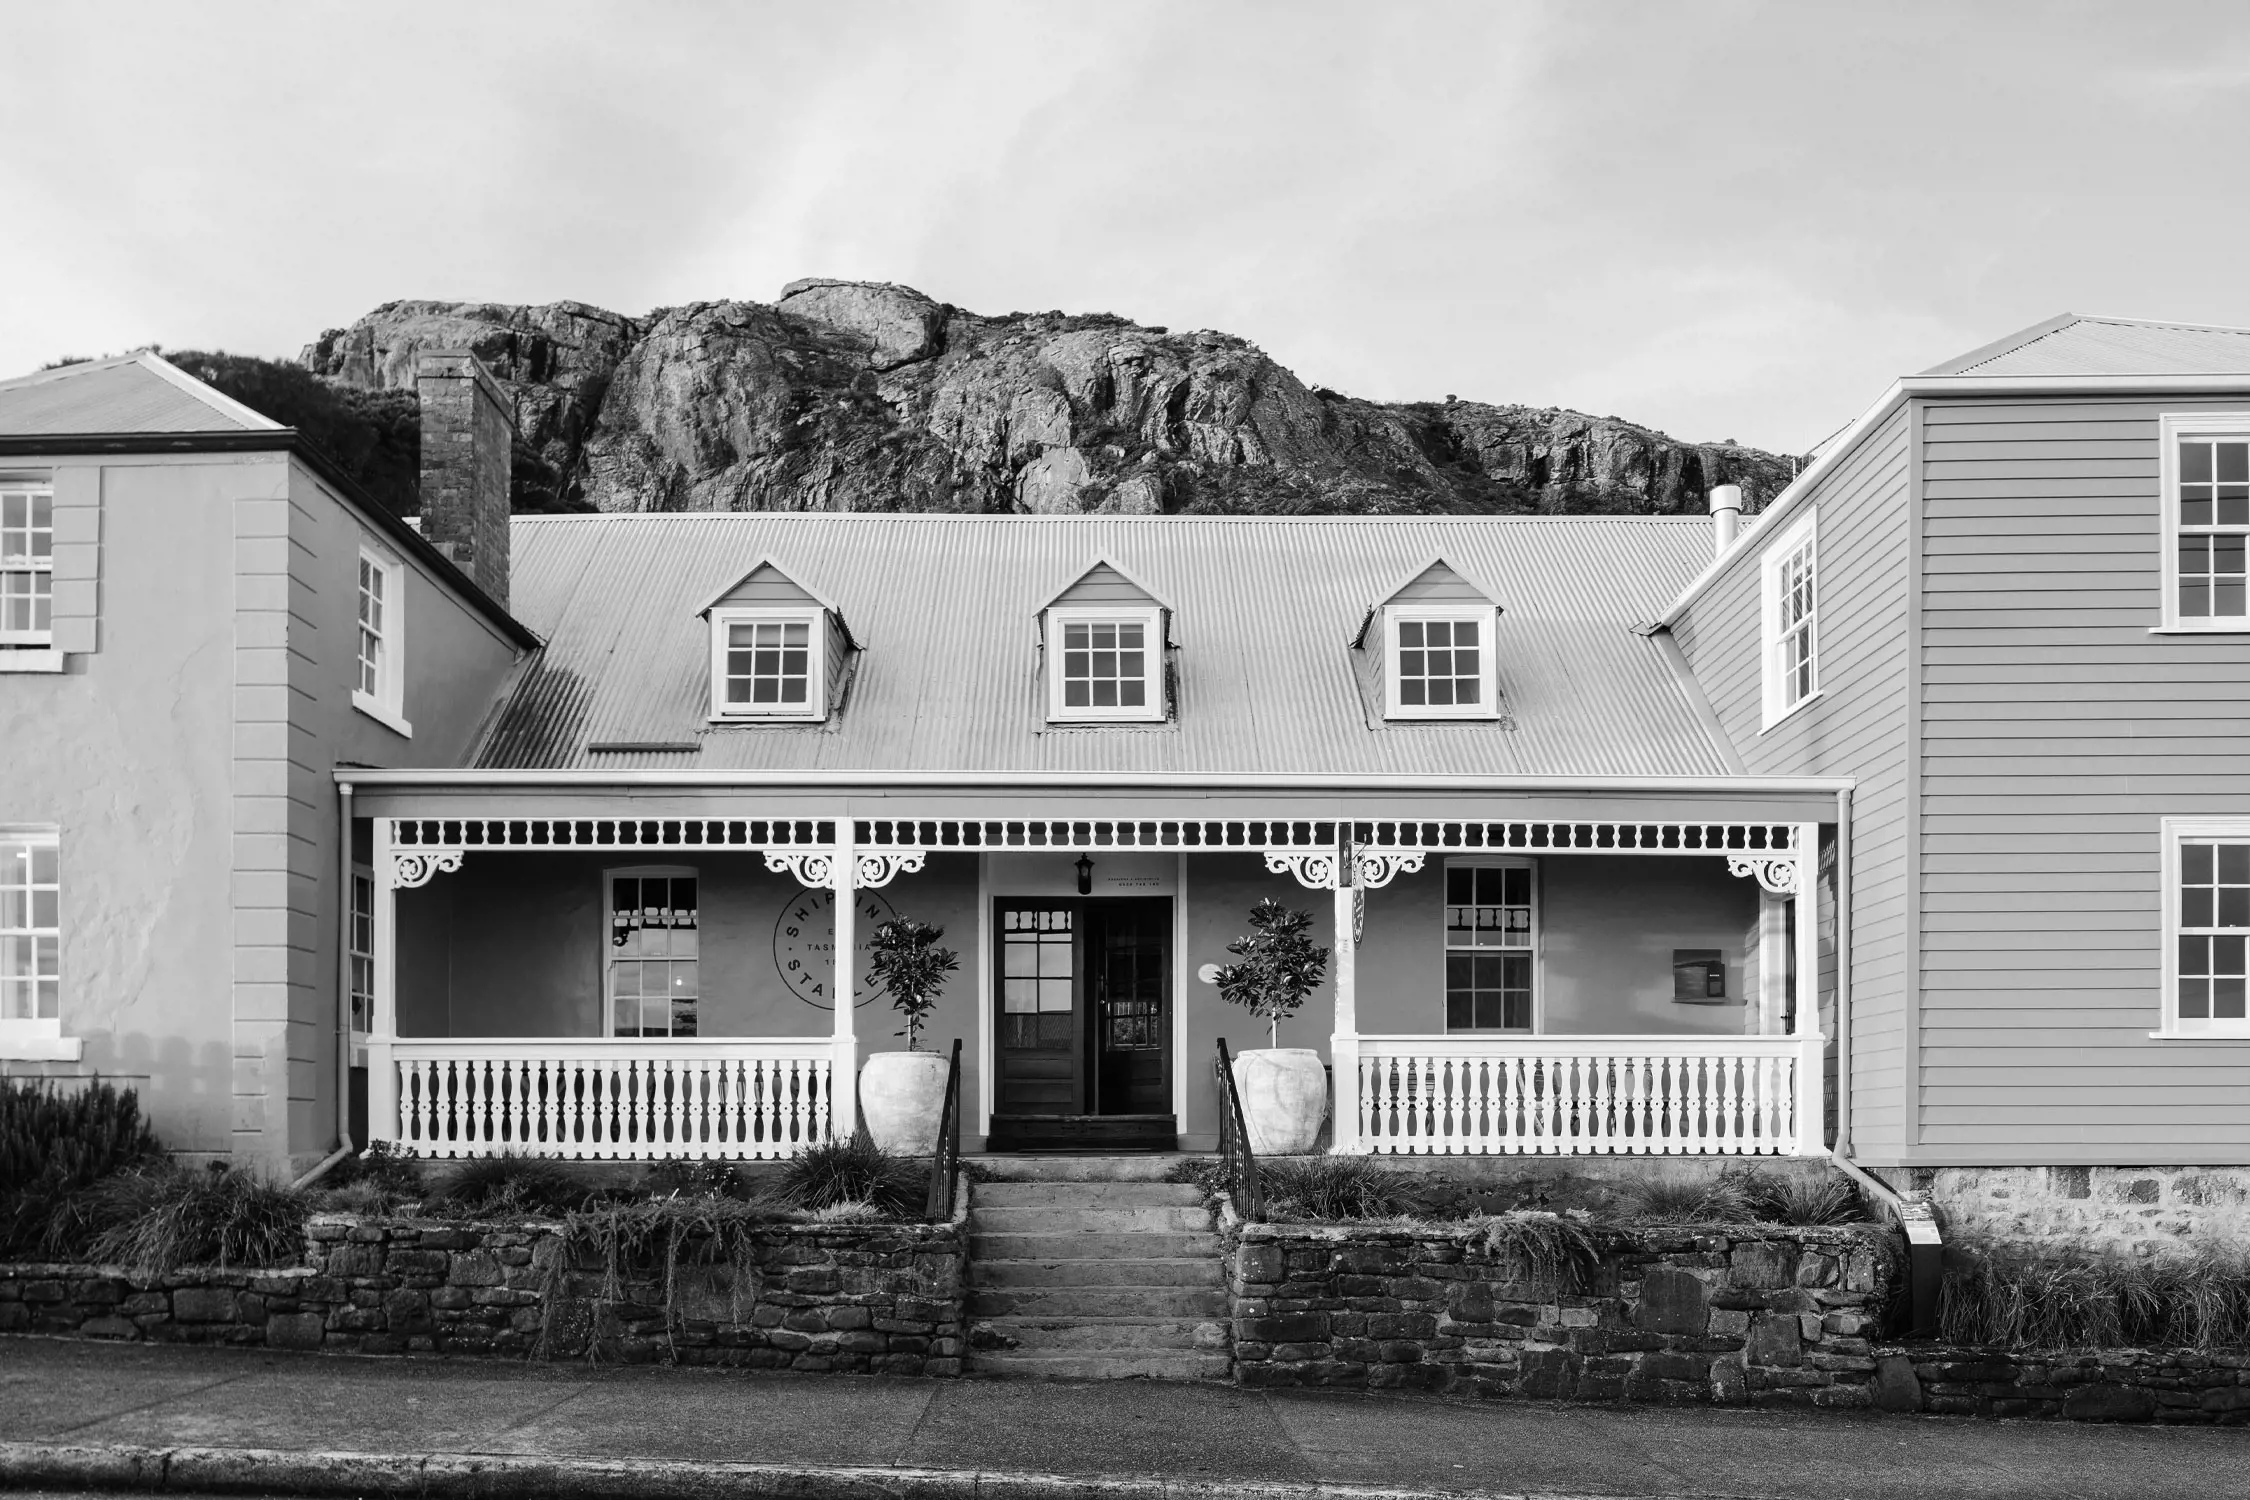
[415,351,512,608]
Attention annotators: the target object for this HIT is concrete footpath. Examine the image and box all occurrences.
[0,1339,2243,1500]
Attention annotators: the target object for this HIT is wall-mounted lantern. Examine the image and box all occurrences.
[1075,854,1095,895]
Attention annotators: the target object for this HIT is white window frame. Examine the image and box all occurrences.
[709,606,827,721]
[1044,604,1165,723]
[352,545,412,738]
[604,864,701,1039]
[0,473,55,653]
[1759,504,1820,730]
[349,862,375,1060]
[1441,855,1541,1034]
[2157,413,2250,634]
[0,825,75,1061]
[1383,605,1500,721]
[2157,817,2250,1039]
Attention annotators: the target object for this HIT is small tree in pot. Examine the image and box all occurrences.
[1214,898,1332,1155]
[858,919,960,1155]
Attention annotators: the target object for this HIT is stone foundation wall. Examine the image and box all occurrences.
[1228,1219,1901,1406]
[0,1211,964,1376]
[1866,1347,2250,1423]
[1917,1166,2250,1259]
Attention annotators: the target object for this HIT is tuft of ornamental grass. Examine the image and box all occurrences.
[1615,1172,1758,1227]
[427,1154,598,1219]
[1939,1249,2250,1351]
[1742,1170,1863,1227]
[776,1137,922,1218]
[1259,1155,1420,1222]
[75,1162,311,1274]
[1618,1167,1865,1229]
[1462,1210,1604,1298]
[544,1190,798,1357]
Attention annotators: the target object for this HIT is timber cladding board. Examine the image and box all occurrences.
[1668,404,1913,1154]
[1916,391,2250,1157]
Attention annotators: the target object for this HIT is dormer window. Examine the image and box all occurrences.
[1037,558,1173,725]
[712,607,821,717]
[1357,557,1504,723]
[696,559,856,725]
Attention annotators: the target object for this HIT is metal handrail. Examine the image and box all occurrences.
[1214,1038,1265,1223]
[924,1038,963,1222]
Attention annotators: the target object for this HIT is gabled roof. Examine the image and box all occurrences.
[0,352,283,436]
[693,555,861,648]
[1349,555,1503,648]
[475,514,1731,778]
[1919,314,2250,378]
[1034,555,1176,614]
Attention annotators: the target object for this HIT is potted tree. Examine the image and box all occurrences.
[859,918,961,1155]
[1213,897,1332,1156]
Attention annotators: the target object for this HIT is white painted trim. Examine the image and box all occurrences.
[1173,851,1189,1130]
[2157,412,2250,631]
[1043,604,1166,723]
[1438,854,1538,1034]
[1383,604,1500,720]
[0,650,63,673]
[337,768,1860,791]
[1759,505,1820,731]
[708,605,828,722]
[2158,816,2250,1038]
[0,1023,81,1062]
[355,544,408,731]
[134,351,288,431]
[351,690,413,740]
[975,852,992,1141]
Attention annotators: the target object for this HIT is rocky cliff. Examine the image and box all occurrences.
[301,280,1798,517]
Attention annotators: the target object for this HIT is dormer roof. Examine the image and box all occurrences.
[695,556,859,648]
[1349,555,1503,647]
[1034,556,1176,641]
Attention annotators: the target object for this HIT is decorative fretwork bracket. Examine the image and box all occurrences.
[1266,848,1426,892]
[1727,853,1801,896]
[387,848,464,891]
[763,848,928,889]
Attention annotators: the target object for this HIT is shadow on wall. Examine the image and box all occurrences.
[83,1031,234,1155]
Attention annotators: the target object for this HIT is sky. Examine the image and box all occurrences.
[8,1,2250,454]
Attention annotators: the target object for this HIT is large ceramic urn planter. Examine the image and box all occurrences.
[859,1050,951,1155]
[1230,1047,1328,1156]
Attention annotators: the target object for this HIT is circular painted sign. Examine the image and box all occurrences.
[771,886,898,1011]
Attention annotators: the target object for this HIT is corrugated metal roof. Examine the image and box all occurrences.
[477,514,1730,778]
[0,352,276,435]
[1922,314,2250,377]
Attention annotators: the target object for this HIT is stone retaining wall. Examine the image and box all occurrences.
[1228,1217,1901,1405]
[1918,1165,2250,1260]
[1865,1346,2250,1423]
[0,1211,965,1376]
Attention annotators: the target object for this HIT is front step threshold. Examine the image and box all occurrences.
[967,1350,1235,1382]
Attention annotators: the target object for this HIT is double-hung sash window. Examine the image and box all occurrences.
[0,478,53,649]
[349,867,375,1037]
[1384,606,1498,719]
[607,868,699,1037]
[1045,606,1164,722]
[353,547,411,736]
[2162,415,2250,629]
[2162,819,2250,1036]
[0,829,60,1041]
[1443,859,1535,1031]
[1759,506,1819,727]
[709,607,825,720]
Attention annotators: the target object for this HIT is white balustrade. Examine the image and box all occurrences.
[381,1039,836,1160]
[1354,1034,1821,1156]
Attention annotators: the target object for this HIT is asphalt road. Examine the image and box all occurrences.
[1,1337,2245,1499]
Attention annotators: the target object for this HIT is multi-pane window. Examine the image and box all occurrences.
[2176,436,2250,620]
[1062,620,1147,709]
[1396,618,1481,709]
[1444,863,1533,1031]
[607,871,699,1037]
[0,832,60,1026]
[725,618,811,708]
[349,869,374,1035]
[353,548,407,732]
[1000,906,1074,1049]
[357,554,387,696]
[2176,839,2250,1030]
[1760,508,1819,726]
[0,480,53,647]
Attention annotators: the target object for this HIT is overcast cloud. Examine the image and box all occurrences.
[6,0,2249,453]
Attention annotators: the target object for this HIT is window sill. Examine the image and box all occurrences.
[1760,688,1824,734]
[2147,1029,2250,1041]
[352,691,413,739]
[0,1032,83,1061]
[707,712,827,725]
[0,649,64,674]
[2149,625,2250,636]
[1383,710,1502,724]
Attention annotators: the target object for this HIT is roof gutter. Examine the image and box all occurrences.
[0,428,541,652]
[333,768,1856,792]
[1655,369,2250,629]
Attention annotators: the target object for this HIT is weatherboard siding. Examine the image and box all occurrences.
[1667,405,1911,1157]
[1915,392,2250,1162]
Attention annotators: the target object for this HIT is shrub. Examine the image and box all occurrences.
[427,1154,597,1218]
[1939,1250,2250,1351]
[867,918,960,1050]
[1213,898,1330,1047]
[1259,1156,1419,1221]
[76,1163,310,1273]
[777,1138,921,1217]
[1,1078,164,1256]
[643,1158,741,1199]
[1464,1211,1604,1297]
[320,1140,424,1200]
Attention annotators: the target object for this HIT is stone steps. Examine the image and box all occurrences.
[965,1170,1231,1381]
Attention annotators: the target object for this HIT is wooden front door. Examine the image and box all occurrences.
[993,897,1173,1130]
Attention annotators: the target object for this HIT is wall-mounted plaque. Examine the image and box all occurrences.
[772,886,899,1011]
